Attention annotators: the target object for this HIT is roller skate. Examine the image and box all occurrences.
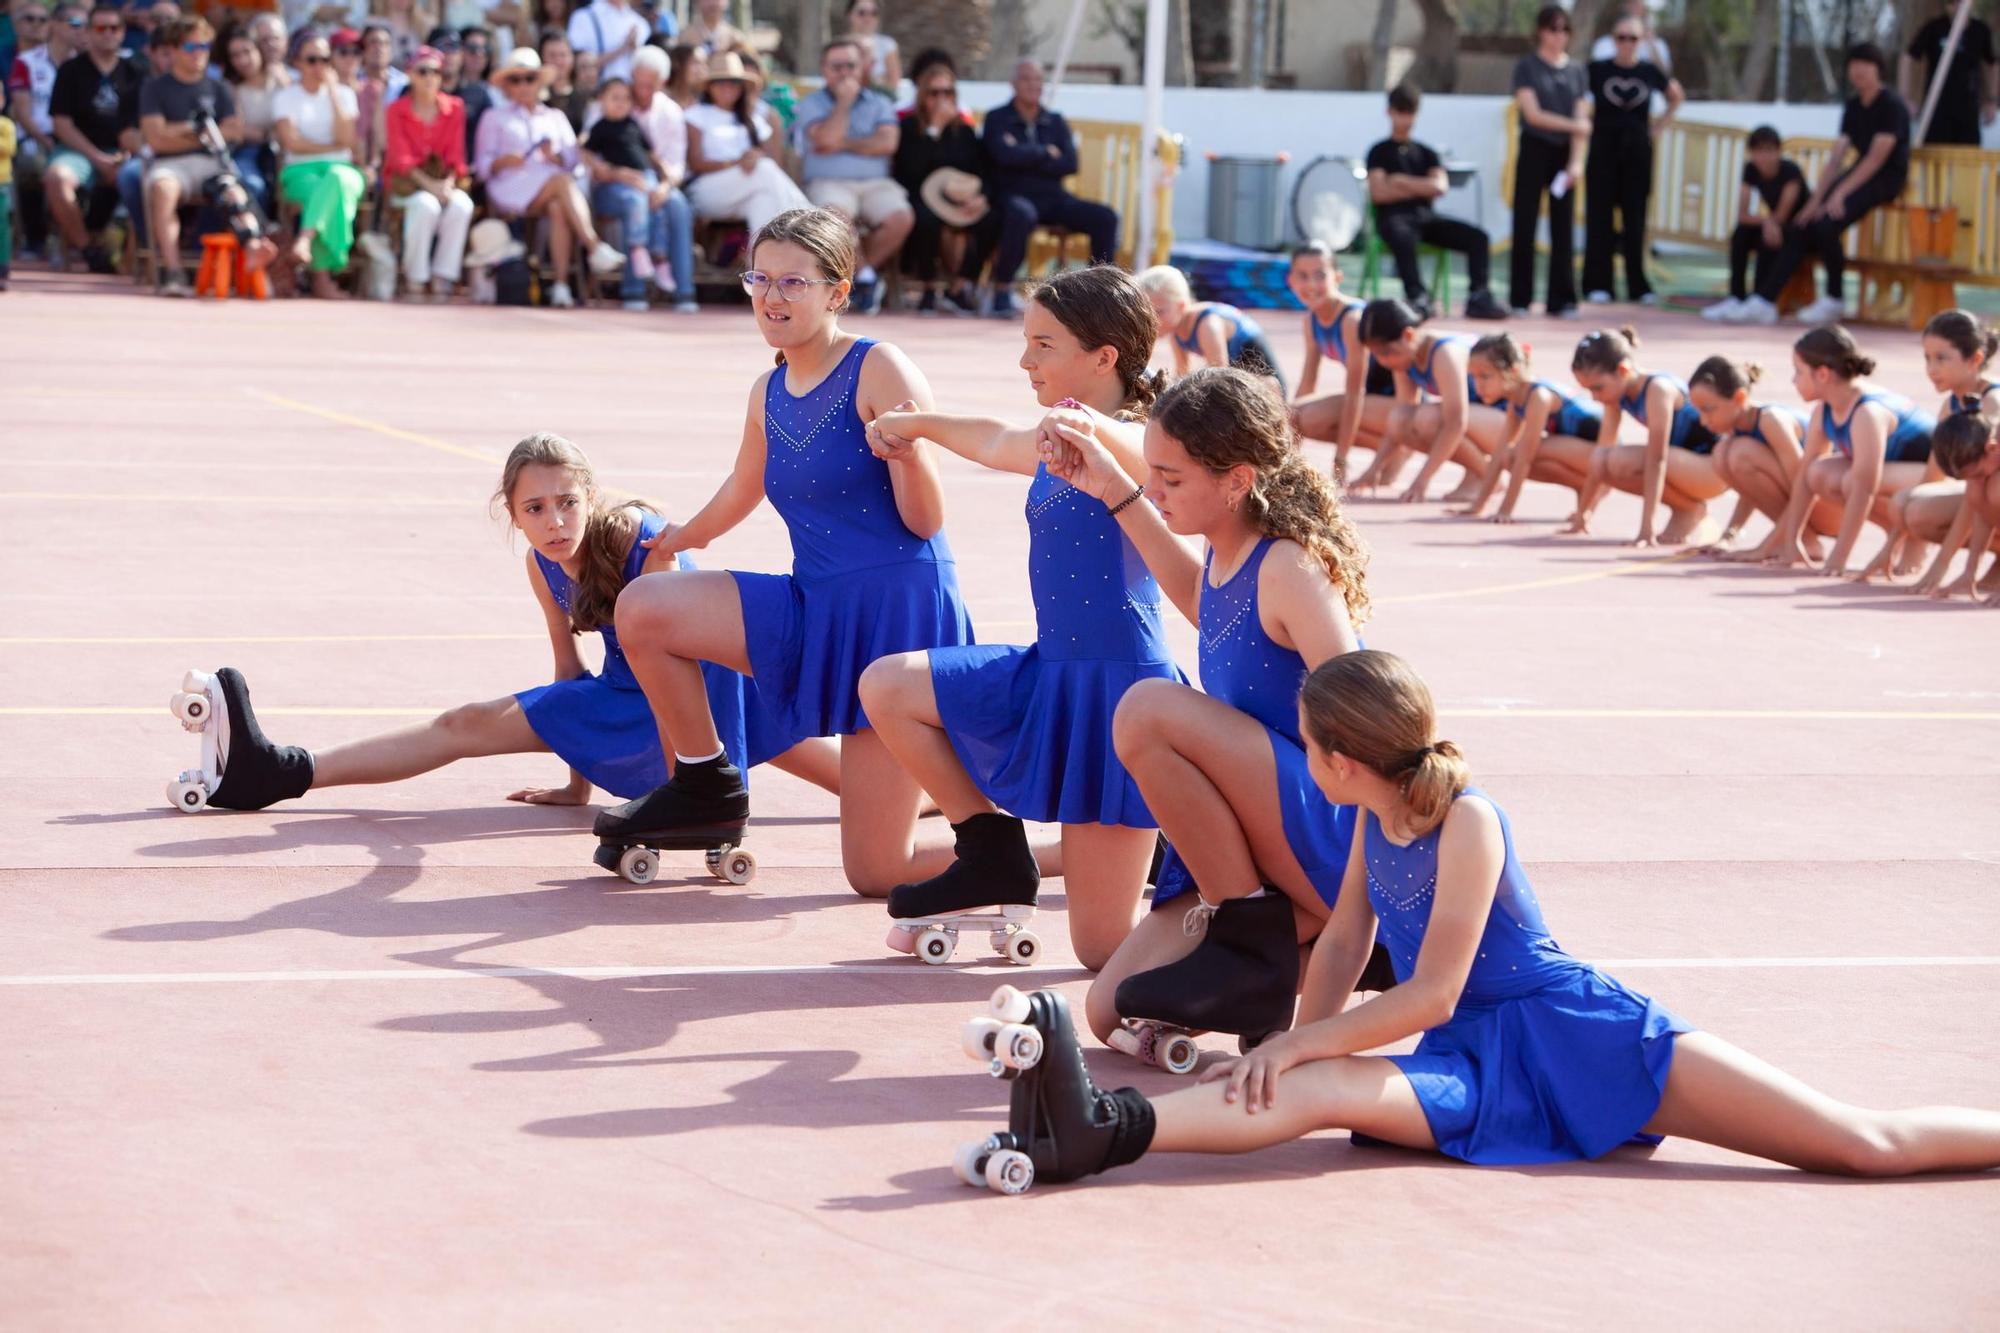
[164,668,314,813]
[591,755,755,886]
[952,984,1156,1195]
[1110,890,1300,1075]
[885,813,1042,965]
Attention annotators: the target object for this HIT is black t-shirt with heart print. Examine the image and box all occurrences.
[1586,58,1668,148]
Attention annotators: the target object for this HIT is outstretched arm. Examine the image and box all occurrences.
[871,410,1042,476]
[650,376,772,553]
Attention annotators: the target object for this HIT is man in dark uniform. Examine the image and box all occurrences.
[979,56,1116,318]
[1900,0,1997,147]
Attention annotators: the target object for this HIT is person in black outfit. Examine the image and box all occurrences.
[1900,0,1997,147]
[1704,125,1806,320]
[1364,82,1506,320]
[45,2,148,272]
[1735,44,1912,326]
[1580,12,1681,303]
[981,56,1117,318]
[1508,5,1590,316]
[892,48,991,315]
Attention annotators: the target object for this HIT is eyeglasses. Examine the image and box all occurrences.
[333,44,360,55]
[91,21,123,31]
[824,59,858,71]
[924,85,956,97]
[741,270,839,302]
[300,53,329,64]
[412,65,442,75]
[501,71,535,82]
[1614,33,1641,43]
[181,39,209,51]
[64,14,85,25]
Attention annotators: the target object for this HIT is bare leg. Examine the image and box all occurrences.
[1085,904,1203,1044]
[615,569,751,762]
[766,737,842,794]
[148,175,185,273]
[47,164,89,251]
[856,652,993,822]
[309,695,549,787]
[1146,1053,1437,1153]
[1057,821,1156,972]
[1641,1031,2000,1175]
[835,727,955,897]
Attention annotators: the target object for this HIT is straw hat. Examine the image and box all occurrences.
[707,50,749,83]
[464,219,526,269]
[919,167,989,228]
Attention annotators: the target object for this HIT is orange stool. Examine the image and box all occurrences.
[194,233,271,301]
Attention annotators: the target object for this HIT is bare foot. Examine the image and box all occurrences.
[1892,541,1930,578]
[309,270,347,300]
[1558,511,1591,536]
[243,238,278,272]
[1440,484,1482,506]
[289,233,313,269]
[1658,504,1712,545]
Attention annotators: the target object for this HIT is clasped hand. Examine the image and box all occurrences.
[1199,1031,1299,1113]
[1037,406,1132,503]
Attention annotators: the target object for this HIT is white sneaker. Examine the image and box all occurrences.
[1703,297,1744,322]
[671,299,700,314]
[548,281,575,309]
[587,241,626,276]
[1585,289,1613,305]
[1733,295,1778,326]
[1637,292,1659,306]
[1794,294,1847,325]
[622,297,649,313]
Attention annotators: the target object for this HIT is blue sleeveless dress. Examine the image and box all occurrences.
[1152,537,1357,909]
[1820,390,1936,464]
[1367,789,1694,1164]
[733,337,976,738]
[1176,303,1287,393]
[1513,379,1602,442]
[514,512,793,798]
[1618,373,1719,455]
[928,462,1187,827]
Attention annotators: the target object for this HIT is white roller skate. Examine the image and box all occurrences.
[886,903,1042,967]
[165,669,229,813]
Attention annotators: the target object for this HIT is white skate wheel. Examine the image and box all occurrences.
[1161,1034,1200,1076]
[994,1022,1043,1071]
[961,1016,1002,1061]
[952,1139,988,1188]
[916,928,955,965]
[988,984,1031,1024]
[170,691,210,728]
[885,924,918,954]
[1002,929,1041,966]
[617,846,658,885]
[166,778,208,813]
[179,669,210,693]
[718,848,755,885]
[984,1148,1034,1195]
[1107,1026,1143,1059]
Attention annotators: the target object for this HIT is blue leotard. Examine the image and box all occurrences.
[733,337,976,737]
[1946,380,1996,416]
[1310,299,1366,365]
[515,511,793,798]
[1619,373,1719,455]
[1176,303,1288,393]
[1366,788,1694,1164]
[1748,403,1808,447]
[928,457,1186,827]
[1405,335,1472,399]
[1820,390,1936,464]
[1511,379,1602,442]
[1152,538,1356,910]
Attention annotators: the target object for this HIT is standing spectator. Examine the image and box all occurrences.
[1589,0,1672,71]
[383,42,472,298]
[273,32,366,298]
[45,2,145,274]
[843,0,898,93]
[793,35,911,314]
[1508,4,1588,318]
[981,56,1117,318]
[138,13,238,295]
[1704,124,1805,323]
[1900,0,1997,147]
[474,45,623,306]
[1580,10,1680,305]
[221,24,282,213]
[565,0,644,81]
[663,38,702,107]
[682,48,801,236]
[248,13,289,84]
[892,47,986,315]
[9,2,78,262]
[678,0,740,56]
[1364,82,1506,320]
[1729,43,1912,326]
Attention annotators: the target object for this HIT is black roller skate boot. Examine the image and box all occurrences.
[202,668,315,811]
[955,985,1156,1194]
[885,813,1042,965]
[1109,890,1301,1073]
[591,755,755,886]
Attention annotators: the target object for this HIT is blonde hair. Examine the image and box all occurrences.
[492,432,655,635]
[1155,367,1372,625]
[1135,264,1193,304]
[1300,650,1468,836]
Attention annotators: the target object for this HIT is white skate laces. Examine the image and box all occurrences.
[1181,897,1217,937]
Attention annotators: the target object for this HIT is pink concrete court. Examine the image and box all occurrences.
[4,271,1997,1329]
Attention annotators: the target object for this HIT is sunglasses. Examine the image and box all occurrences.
[1614,33,1641,42]
[412,64,442,74]
[501,71,535,83]
[180,39,209,50]
[924,86,956,97]
[64,14,85,25]
[333,44,360,54]
[824,59,858,71]
[300,53,329,63]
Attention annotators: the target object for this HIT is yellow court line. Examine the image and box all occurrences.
[242,389,501,465]
[0,633,542,646]
[1376,549,1699,606]
[7,705,1998,721]
[1,492,471,508]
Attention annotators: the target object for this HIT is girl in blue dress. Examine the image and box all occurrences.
[857,266,1185,969]
[1286,242,1396,477]
[1451,331,1603,524]
[950,650,2000,1191]
[167,433,838,813]
[1682,355,1813,561]
[1135,264,1288,396]
[1765,325,1939,581]
[1566,325,1730,547]
[1034,367,1382,1054]
[596,207,975,896]
[1349,299,1488,505]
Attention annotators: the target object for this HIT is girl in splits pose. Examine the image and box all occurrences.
[1566,326,1729,547]
[1683,356,1811,561]
[858,266,1184,969]
[1136,264,1289,397]
[1348,299,1487,505]
[1285,242,1396,480]
[1765,326,1938,582]
[167,433,838,814]
[1035,366,1392,1061]
[1450,331,1603,523]
[950,650,2000,1193]
[595,208,974,896]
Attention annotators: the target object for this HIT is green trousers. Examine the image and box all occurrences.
[279,160,365,273]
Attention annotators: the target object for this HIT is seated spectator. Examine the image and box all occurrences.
[378,0,427,67]
[583,42,694,308]
[45,3,147,274]
[565,0,646,82]
[247,13,289,86]
[679,0,742,57]
[273,33,366,299]
[444,26,494,159]
[537,29,590,130]
[1900,0,1996,146]
[1729,43,1912,327]
[1366,83,1506,320]
[843,0,898,93]
[793,36,911,313]
[682,47,802,238]
[1704,125,1804,323]
[383,43,473,299]
[138,14,239,296]
[219,22,282,213]
[583,76,668,310]
[355,24,407,173]
[664,39,703,108]
[9,2,80,262]
[474,45,623,307]
[891,47,988,315]
[328,26,363,93]
[0,104,14,288]
[981,56,1117,318]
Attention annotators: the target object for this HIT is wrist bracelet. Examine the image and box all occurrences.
[1107,484,1147,516]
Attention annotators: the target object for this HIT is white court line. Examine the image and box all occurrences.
[6,956,2000,986]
